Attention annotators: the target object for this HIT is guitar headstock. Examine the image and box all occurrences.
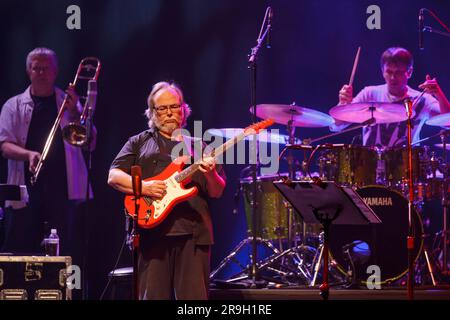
[244,119,274,136]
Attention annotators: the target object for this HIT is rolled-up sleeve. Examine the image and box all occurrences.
[110,138,137,174]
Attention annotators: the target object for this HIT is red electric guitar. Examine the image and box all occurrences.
[124,119,274,229]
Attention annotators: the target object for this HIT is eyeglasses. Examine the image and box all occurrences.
[31,66,52,74]
[154,104,181,114]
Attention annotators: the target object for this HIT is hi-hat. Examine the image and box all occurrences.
[206,128,295,144]
[329,102,415,124]
[250,104,334,127]
[427,113,450,127]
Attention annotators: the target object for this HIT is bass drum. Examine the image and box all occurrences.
[329,185,424,285]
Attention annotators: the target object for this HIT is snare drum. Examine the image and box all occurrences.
[318,145,377,186]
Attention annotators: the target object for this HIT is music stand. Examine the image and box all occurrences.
[274,180,381,300]
[0,184,26,202]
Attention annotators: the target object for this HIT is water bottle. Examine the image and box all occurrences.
[44,229,60,256]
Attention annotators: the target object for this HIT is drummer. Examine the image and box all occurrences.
[332,47,450,147]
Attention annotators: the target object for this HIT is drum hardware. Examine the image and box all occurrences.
[375,146,387,185]
[252,103,334,252]
[341,240,371,289]
[250,104,334,128]
[254,244,319,286]
[310,231,347,288]
[329,185,425,286]
[426,117,450,277]
[212,99,337,286]
[330,102,416,124]
[209,235,280,285]
[298,117,377,148]
[439,131,449,276]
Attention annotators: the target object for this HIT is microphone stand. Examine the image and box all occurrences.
[404,99,415,300]
[420,8,450,47]
[423,27,450,39]
[131,177,141,300]
[247,6,271,287]
[82,106,94,300]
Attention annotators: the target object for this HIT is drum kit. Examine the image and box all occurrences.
[210,100,450,288]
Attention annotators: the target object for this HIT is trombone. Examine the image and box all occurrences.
[31,57,101,185]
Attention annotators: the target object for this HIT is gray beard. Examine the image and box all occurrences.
[154,118,179,136]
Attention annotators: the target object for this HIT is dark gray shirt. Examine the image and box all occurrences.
[110,128,226,245]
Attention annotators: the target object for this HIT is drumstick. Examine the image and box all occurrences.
[348,46,361,86]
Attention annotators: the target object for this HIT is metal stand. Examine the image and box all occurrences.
[419,6,450,275]
[209,236,279,285]
[81,106,94,300]
[247,6,272,287]
[130,198,140,300]
[273,181,381,299]
[440,132,449,275]
[309,231,347,288]
[404,99,415,300]
[129,166,142,300]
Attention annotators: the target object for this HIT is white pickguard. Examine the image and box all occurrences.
[152,172,194,220]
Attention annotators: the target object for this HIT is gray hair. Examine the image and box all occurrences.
[26,47,58,72]
[145,81,191,128]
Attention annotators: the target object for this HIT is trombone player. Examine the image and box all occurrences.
[0,48,95,271]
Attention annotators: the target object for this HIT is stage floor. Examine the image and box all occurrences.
[210,286,450,300]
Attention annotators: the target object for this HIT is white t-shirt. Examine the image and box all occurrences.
[332,84,439,147]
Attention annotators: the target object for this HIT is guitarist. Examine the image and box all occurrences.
[108,81,226,300]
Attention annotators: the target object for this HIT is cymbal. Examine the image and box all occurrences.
[250,104,334,127]
[435,144,450,150]
[427,113,450,127]
[206,128,295,144]
[329,102,415,124]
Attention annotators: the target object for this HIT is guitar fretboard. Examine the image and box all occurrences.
[175,130,253,183]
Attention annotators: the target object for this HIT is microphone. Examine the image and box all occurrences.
[419,9,424,50]
[266,7,273,49]
[87,80,97,113]
[131,165,142,199]
[403,98,413,116]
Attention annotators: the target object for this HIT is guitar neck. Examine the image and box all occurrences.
[175,131,249,183]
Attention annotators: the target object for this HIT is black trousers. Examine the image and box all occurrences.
[138,234,210,300]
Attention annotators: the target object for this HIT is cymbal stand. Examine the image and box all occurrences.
[440,131,449,275]
[286,118,297,248]
[209,235,280,284]
[301,117,376,145]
